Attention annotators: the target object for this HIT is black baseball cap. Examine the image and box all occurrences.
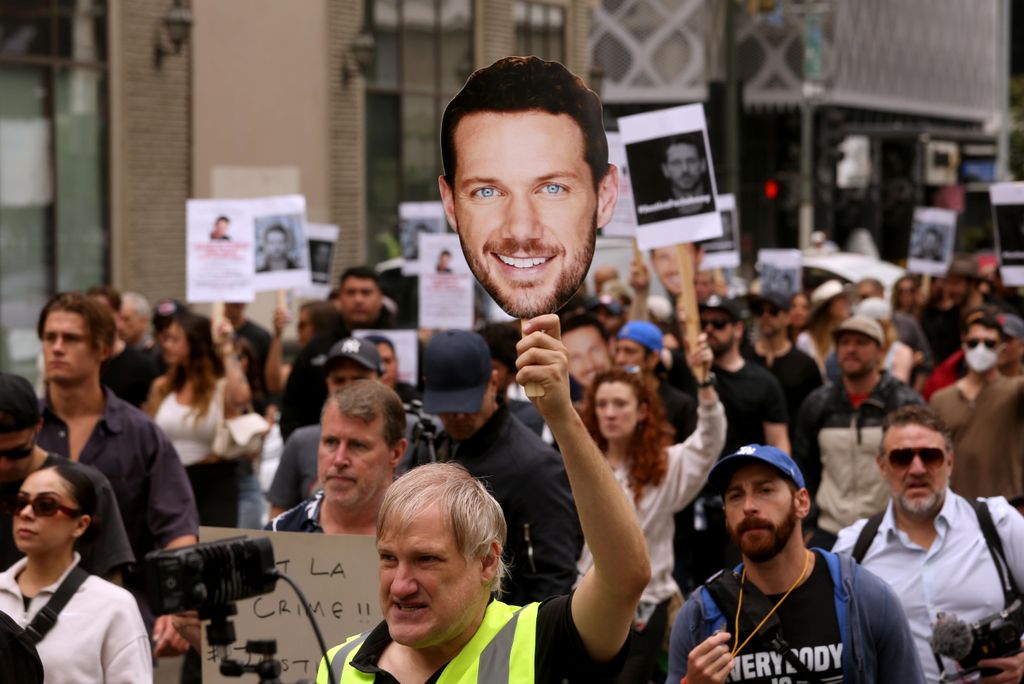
[699,295,743,321]
[749,291,791,313]
[422,330,492,414]
[0,373,40,433]
[325,337,383,374]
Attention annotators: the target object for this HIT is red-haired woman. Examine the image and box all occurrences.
[578,339,726,683]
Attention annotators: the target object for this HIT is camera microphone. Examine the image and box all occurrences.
[930,612,974,662]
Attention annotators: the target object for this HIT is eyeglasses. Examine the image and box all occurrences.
[701,318,731,331]
[964,339,998,350]
[0,441,34,460]
[753,305,781,317]
[2,493,81,518]
[885,447,945,469]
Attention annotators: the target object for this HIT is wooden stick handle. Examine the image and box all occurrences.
[675,243,707,384]
[520,320,545,398]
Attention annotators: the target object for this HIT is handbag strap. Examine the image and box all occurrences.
[23,566,89,645]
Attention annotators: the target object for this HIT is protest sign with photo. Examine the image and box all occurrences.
[199,526,380,684]
[601,131,638,238]
[353,329,419,387]
[186,200,256,303]
[399,202,449,275]
[757,249,802,298]
[296,223,339,300]
[418,233,474,329]
[252,194,311,292]
[700,194,740,269]
[906,207,956,277]
[990,182,1024,286]
[618,104,722,250]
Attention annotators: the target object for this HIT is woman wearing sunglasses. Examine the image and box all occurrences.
[576,343,726,683]
[0,464,151,683]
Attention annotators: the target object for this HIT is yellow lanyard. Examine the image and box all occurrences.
[730,550,812,658]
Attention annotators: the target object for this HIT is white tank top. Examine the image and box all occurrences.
[154,384,220,466]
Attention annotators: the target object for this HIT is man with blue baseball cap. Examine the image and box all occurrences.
[422,329,582,605]
[614,320,697,443]
[668,443,923,684]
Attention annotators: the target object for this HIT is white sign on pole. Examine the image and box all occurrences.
[700,194,740,269]
[989,183,1024,287]
[198,527,381,683]
[418,233,474,329]
[296,223,340,300]
[601,131,638,238]
[186,200,257,303]
[906,207,957,277]
[353,329,420,387]
[757,249,803,298]
[399,202,449,275]
[252,194,311,292]
[618,104,723,250]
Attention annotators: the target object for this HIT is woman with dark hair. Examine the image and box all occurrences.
[577,342,725,683]
[0,465,151,682]
[147,312,250,527]
[787,290,811,342]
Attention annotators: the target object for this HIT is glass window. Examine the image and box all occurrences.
[515,1,566,62]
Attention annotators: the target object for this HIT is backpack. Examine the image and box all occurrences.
[0,610,43,684]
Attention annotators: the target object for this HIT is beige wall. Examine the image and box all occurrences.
[191,0,331,224]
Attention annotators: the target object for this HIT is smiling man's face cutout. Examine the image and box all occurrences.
[438,57,618,319]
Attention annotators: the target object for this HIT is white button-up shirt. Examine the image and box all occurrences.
[833,491,1024,683]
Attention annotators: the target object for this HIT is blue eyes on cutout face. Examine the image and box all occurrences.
[477,187,497,198]
[543,183,563,194]
[472,184,564,198]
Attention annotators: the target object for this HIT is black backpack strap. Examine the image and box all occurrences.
[22,566,89,645]
[703,570,820,682]
[969,498,1021,604]
[851,512,885,564]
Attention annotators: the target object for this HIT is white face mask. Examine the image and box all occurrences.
[964,342,998,373]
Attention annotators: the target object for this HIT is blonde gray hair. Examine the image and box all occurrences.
[378,462,508,594]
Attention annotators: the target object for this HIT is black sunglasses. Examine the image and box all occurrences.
[701,318,731,331]
[886,447,945,468]
[2,493,81,518]
[964,339,998,350]
[0,441,34,460]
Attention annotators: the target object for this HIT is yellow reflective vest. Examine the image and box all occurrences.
[317,600,539,683]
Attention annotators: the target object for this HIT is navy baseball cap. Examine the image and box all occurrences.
[617,320,664,353]
[422,330,492,414]
[0,373,40,433]
[325,337,383,374]
[749,291,791,313]
[708,444,806,494]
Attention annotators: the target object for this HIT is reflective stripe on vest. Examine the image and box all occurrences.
[320,600,539,683]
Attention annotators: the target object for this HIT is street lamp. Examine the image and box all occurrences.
[154,0,193,69]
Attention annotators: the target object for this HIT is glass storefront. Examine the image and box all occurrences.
[0,0,108,379]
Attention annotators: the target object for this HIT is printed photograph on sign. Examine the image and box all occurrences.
[438,56,617,319]
[990,182,1024,286]
[757,249,802,299]
[700,193,740,270]
[296,223,340,300]
[251,194,312,291]
[186,199,256,303]
[399,202,449,275]
[418,233,474,330]
[602,131,638,238]
[619,104,722,251]
[906,207,956,277]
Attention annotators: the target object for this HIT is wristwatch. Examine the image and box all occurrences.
[697,372,717,389]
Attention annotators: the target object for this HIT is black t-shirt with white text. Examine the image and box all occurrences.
[726,558,843,683]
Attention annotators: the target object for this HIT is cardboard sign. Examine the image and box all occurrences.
[399,202,449,276]
[757,249,802,298]
[252,195,311,292]
[619,104,722,250]
[989,183,1024,286]
[906,207,956,277]
[418,233,474,330]
[700,194,740,269]
[353,329,420,387]
[198,526,381,683]
[186,200,257,303]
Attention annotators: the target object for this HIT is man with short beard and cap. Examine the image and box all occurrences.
[794,315,922,547]
[833,405,1024,683]
[668,444,923,684]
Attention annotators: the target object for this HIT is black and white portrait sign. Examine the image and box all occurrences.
[618,104,722,250]
[399,202,449,275]
[906,207,956,277]
[990,183,1024,286]
[296,223,339,300]
[252,194,310,291]
[700,194,740,269]
[757,249,802,298]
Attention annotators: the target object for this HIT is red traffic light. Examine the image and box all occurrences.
[764,178,779,200]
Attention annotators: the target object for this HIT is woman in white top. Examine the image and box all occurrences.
[147,311,250,527]
[577,345,726,683]
[0,465,151,683]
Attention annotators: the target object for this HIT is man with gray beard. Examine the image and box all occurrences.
[833,405,1024,683]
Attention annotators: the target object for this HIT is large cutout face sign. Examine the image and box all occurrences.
[438,56,618,319]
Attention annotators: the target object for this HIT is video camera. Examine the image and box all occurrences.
[930,597,1024,681]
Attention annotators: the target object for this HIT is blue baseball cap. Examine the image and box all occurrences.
[616,320,663,353]
[708,444,806,494]
[422,330,492,414]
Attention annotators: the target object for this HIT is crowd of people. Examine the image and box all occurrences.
[0,242,1022,683]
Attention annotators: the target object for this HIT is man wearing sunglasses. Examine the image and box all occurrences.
[833,405,1024,683]
[930,312,1024,501]
[0,372,134,580]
